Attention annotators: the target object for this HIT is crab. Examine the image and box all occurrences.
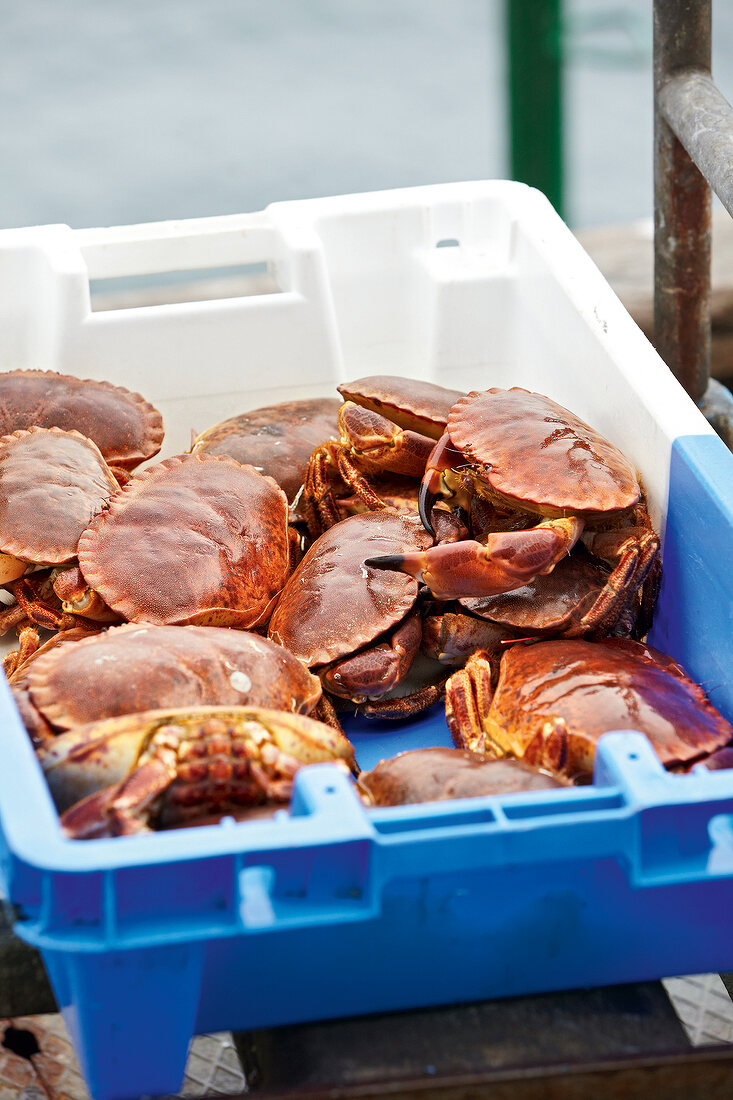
[357,747,567,806]
[0,427,122,642]
[365,388,660,638]
[0,369,164,476]
[11,622,322,747]
[268,510,446,717]
[39,705,356,837]
[60,452,293,630]
[445,638,733,782]
[0,427,120,586]
[190,396,341,510]
[302,375,464,539]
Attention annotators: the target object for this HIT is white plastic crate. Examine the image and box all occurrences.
[2,181,733,1100]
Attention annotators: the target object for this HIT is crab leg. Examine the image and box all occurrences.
[366,517,584,601]
[421,611,521,666]
[444,650,498,753]
[572,526,661,638]
[1,625,40,679]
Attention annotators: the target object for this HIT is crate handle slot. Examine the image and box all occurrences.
[88,261,280,311]
[234,767,379,932]
[76,211,280,280]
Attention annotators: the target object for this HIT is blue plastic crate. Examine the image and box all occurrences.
[2,182,733,1100]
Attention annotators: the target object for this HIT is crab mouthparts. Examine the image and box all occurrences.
[364,552,425,583]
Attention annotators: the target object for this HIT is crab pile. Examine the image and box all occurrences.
[2,368,732,832]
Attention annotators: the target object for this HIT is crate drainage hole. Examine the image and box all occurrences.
[1,1024,54,1100]
[2,1024,40,1061]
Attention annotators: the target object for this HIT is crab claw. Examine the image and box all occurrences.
[418,469,440,535]
[366,518,584,600]
[52,566,119,623]
[418,434,464,535]
[38,722,153,813]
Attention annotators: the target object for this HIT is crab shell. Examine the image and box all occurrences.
[12,622,321,745]
[447,638,733,780]
[191,397,341,503]
[268,511,433,686]
[0,427,120,581]
[0,369,164,471]
[76,452,290,628]
[445,388,641,518]
[358,747,567,806]
[41,705,356,830]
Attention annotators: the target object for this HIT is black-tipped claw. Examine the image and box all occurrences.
[364,554,406,572]
[418,480,437,536]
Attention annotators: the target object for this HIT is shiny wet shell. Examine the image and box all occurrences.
[489,638,733,771]
[20,622,321,735]
[358,746,566,806]
[77,453,290,627]
[448,388,640,516]
[192,397,341,503]
[268,510,433,667]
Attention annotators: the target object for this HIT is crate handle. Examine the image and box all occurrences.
[76,211,280,280]
[236,766,379,931]
[593,733,733,886]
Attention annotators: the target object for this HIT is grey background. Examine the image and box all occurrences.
[2,1,733,232]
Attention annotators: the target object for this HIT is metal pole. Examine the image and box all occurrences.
[653,0,711,407]
[506,0,565,219]
[654,0,733,446]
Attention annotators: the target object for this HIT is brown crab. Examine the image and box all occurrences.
[11,622,322,747]
[366,388,660,637]
[445,638,733,782]
[0,427,121,646]
[302,376,464,539]
[40,706,356,837]
[191,396,341,508]
[62,452,292,630]
[0,427,120,585]
[0,369,164,475]
[357,747,567,806]
[268,510,445,716]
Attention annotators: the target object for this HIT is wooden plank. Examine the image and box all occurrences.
[218,1047,733,1100]
[234,982,690,1092]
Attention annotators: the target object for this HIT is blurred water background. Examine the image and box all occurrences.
[2,0,733,232]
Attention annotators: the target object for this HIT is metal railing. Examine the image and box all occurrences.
[654,0,733,447]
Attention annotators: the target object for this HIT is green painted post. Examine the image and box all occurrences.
[506,0,565,219]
